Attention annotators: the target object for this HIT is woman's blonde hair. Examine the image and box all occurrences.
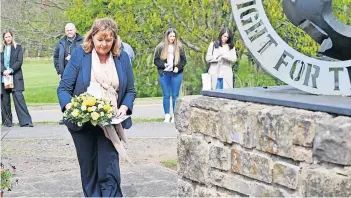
[160,28,181,65]
[82,18,120,56]
[1,30,17,52]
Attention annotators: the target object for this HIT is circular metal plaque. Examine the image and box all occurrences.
[231,0,351,96]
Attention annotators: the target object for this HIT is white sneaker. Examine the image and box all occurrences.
[163,114,171,123]
[171,116,175,123]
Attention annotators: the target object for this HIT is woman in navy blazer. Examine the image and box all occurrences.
[57,18,135,197]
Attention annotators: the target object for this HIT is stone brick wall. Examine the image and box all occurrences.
[175,96,351,197]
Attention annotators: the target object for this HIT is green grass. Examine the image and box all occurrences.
[160,159,177,170]
[22,59,59,104]
[20,59,163,104]
[133,118,164,123]
[136,96,162,100]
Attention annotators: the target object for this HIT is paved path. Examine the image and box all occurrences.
[5,163,178,197]
[1,98,184,197]
[2,123,179,197]
[1,123,178,140]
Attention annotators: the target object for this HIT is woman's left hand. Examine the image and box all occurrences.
[116,105,128,118]
[3,70,11,76]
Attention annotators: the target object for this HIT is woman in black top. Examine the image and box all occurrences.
[154,28,187,123]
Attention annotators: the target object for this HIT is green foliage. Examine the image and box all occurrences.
[64,0,351,97]
[66,0,238,97]
[235,55,285,88]
[1,169,13,191]
[333,0,351,25]
[2,0,68,57]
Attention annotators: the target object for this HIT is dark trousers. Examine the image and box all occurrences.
[69,125,122,197]
[1,89,32,126]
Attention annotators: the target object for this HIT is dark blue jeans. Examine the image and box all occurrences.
[159,72,183,114]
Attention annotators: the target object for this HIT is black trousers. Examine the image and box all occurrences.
[1,89,32,126]
[69,125,122,197]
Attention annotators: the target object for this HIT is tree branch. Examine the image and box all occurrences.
[31,0,65,11]
[180,37,201,52]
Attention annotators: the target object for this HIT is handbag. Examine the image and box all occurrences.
[4,75,14,89]
[201,73,212,90]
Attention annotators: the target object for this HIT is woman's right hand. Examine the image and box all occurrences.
[215,54,222,61]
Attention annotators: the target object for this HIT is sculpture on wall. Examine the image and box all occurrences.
[283,0,351,61]
[231,0,351,96]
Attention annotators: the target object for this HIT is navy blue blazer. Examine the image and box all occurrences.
[57,47,136,131]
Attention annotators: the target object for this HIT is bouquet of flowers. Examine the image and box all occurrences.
[63,92,115,126]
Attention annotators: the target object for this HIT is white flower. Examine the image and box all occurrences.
[81,105,87,111]
[91,106,97,111]
[100,112,105,116]
[98,104,103,109]
[71,109,79,117]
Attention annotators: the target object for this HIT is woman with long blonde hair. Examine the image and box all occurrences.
[154,28,187,123]
[1,30,33,127]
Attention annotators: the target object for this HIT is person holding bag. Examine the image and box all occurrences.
[205,28,237,90]
[1,30,33,127]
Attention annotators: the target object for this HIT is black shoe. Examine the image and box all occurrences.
[59,120,64,125]
[21,123,33,127]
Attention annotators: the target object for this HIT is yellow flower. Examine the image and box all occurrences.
[81,96,87,101]
[103,104,111,112]
[71,109,79,117]
[83,97,97,107]
[91,112,100,121]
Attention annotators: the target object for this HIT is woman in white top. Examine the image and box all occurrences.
[206,28,237,90]
[154,28,187,123]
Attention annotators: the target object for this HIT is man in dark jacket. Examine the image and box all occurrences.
[53,23,83,78]
[53,23,83,124]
